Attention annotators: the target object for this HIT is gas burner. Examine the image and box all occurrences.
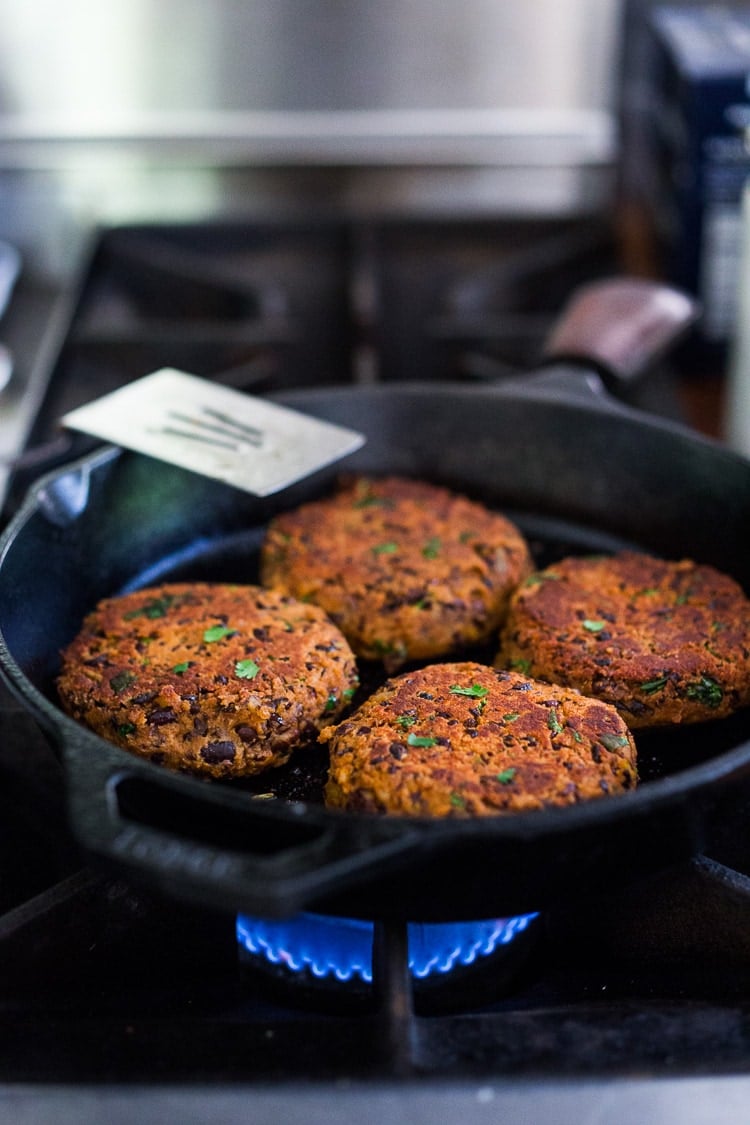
[237,910,539,1013]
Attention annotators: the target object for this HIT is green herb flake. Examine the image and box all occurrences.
[503,712,520,722]
[343,686,358,701]
[373,638,408,660]
[407,733,437,748]
[525,571,560,587]
[600,733,631,751]
[422,536,442,559]
[110,670,137,694]
[449,683,490,699]
[372,541,399,556]
[352,482,393,509]
[639,675,669,695]
[116,722,136,737]
[123,594,179,620]
[235,658,260,680]
[496,767,517,784]
[449,792,466,808]
[510,658,532,675]
[172,661,191,675]
[203,624,238,643]
[685,675,723,709]
[582,619,606,633]
[396,714,417,730]
[547,709,563,736]
[324,693,338,712]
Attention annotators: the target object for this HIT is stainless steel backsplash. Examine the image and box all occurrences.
[0,0,621,279]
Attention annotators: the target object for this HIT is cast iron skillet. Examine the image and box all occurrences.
[1,280,749,923]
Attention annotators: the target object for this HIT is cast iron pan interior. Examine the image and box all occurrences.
[1,377,750,920]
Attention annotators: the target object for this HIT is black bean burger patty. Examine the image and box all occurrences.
[320,661,637,817]
[496,551,750,729]
[57,582,359,778]
[260,475,533,671]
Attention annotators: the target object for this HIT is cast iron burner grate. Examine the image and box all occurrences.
[6,854,750,1083]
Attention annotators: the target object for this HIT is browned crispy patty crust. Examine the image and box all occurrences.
[260,476,533,670]
[57,582,359,778]
[320,661,637,816]
[497,551,750,729]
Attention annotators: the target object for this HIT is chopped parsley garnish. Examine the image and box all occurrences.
[496,767,517,784]
[172,661,191,674]
[117,722,136,737]
[582,619,606,633]
[450,792,466,808]
[449,683,490,699]
[372,541,399,556]
[396,714,417,729]
[503,712,519,722]
[110,671,137,694]
[343,686,358,701]
[600,733,630,751]
[685,675,723,709]
[407,733,437,748]
[547,709,563,736]
[324,693,338,712]
[234,659,260,680]
[123,594,179,620]
[352,482,393,509]
[639,675,669,695]
[510,658,532,675]
[422,537,441,559]
[524,571,559,586]
[373,638,408,660]
[203,624,238,643]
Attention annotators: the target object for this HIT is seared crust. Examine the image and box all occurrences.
[57,582,359,778]
[260,476,533,670]
[497,551,750,729]
[320,661,637,816]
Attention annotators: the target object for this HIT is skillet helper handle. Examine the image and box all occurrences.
[541,277,699,387]
[62,736,419,919]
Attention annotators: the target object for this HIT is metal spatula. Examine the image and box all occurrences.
[61,368,365,496]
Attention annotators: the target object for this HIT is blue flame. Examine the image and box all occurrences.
[236,912,538,983]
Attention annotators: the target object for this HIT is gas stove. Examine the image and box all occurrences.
[5,685,750,1122]
[0,215,687,515]
[0,216,744,1122]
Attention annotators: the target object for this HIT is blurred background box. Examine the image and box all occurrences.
[619,3,750,353]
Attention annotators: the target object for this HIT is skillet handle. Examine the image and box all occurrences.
[541,277,699,387]
[62,734,421,919]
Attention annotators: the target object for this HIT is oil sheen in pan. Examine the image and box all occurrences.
[113,508,750,802]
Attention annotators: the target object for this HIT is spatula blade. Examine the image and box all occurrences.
[61,368,366,496]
